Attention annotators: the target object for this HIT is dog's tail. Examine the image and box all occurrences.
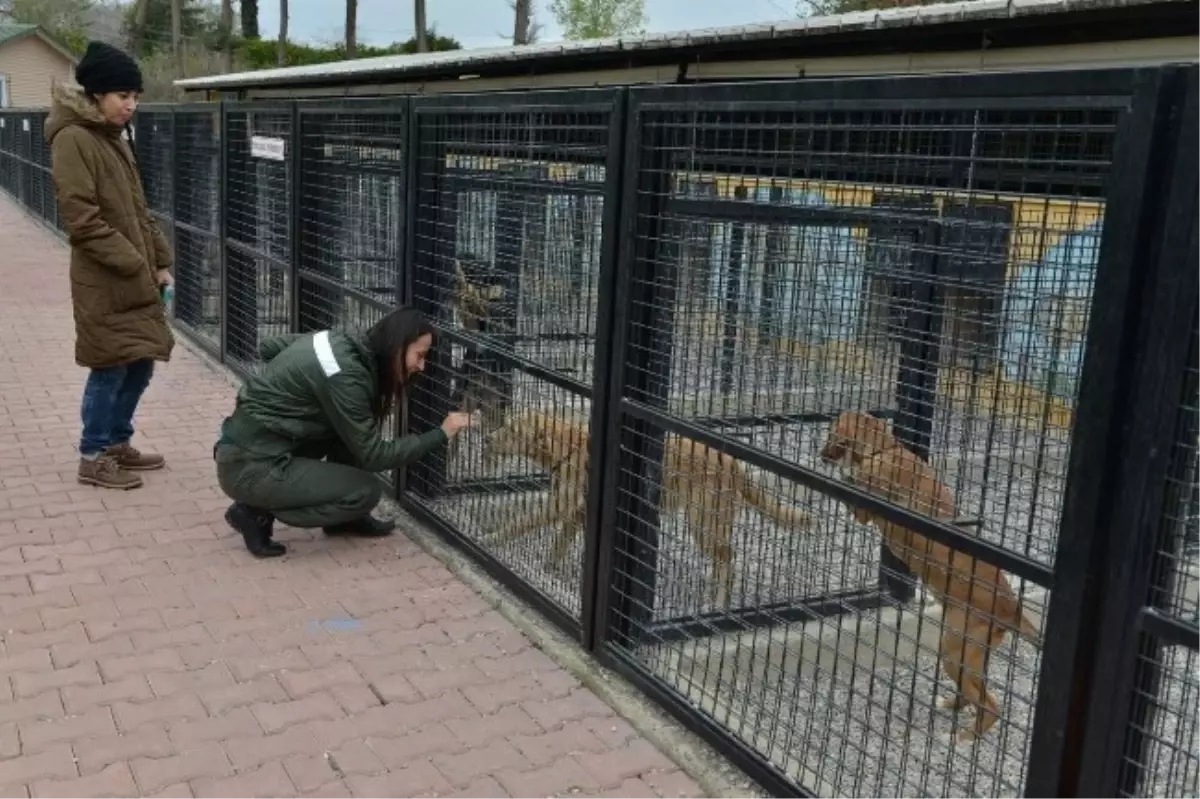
[738,470,813,530]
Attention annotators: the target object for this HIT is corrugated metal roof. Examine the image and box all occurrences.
[175,0,1196,91]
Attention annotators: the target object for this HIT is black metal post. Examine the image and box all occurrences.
[600,110,675,649]
[404,108,453,499]
[1026,66,1194,798]
[288,102,301,335]
[395,98,419,498]
[218,103,230,364]
[582,89,628,651]
[1078,69,1199,798]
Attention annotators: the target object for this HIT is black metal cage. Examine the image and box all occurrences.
[400,89,623,634]
[1,65,1196,799]
[590,73,1125,797]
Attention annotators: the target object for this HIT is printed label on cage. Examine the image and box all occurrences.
[1,119,5,128]
[250,135,286,161]
[21,119,29,132]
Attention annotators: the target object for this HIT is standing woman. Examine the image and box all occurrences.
[46,41,175,490]
[214,308,474,558]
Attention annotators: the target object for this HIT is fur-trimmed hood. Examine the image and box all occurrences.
[44,83,121,144]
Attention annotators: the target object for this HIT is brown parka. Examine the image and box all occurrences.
[45,84,175,369]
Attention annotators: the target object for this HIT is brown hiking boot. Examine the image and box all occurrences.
[106,443,165,471]
[78,456,143,490]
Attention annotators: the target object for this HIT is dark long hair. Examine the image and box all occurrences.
[364,307,434,422]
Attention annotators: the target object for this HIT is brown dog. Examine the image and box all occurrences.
[820,411,1038,743]
[484,408,813,606]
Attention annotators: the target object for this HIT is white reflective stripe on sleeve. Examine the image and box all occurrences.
[312,330,342,377]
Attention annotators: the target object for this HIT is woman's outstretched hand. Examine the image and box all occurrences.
[441,412,476,438]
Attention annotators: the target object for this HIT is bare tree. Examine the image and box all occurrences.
[277,0,287,65]
[170,0,183,79]
[220,0,233,71]
[414,0,427,52]
[344,0,356,58]
[511,0,540,44]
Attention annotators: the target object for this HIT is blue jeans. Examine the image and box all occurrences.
[79,359,155,456]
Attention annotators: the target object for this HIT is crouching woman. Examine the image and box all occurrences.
[214,308,473,557]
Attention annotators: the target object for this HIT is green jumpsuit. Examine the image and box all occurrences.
[213,330,447,528]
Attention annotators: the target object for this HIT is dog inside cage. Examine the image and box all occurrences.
[403,125,610,612]
[589,102,1136,798]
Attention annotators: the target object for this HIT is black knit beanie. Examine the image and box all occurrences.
[75,41,144,95]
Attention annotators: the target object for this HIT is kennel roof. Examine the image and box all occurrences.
[174,0,1197,96]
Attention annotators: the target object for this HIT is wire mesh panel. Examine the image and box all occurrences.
[402,90,618,630]
[1117,317,1200,799]
[598,76,1132,798]
[134,108,174,219]
[295,100,409,486]
[295,101,406,330]
[224,102,294,373]
[173,106,222,353]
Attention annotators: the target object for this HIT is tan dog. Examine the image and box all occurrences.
[484,408,813,606]
[820,411,1038,743]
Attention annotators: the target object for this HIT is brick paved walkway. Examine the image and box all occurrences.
[0,197,705,799]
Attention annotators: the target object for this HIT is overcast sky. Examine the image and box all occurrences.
[256,0,801,50]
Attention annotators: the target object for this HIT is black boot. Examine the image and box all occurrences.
[225,503,286,558]
[322,515,396,538]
